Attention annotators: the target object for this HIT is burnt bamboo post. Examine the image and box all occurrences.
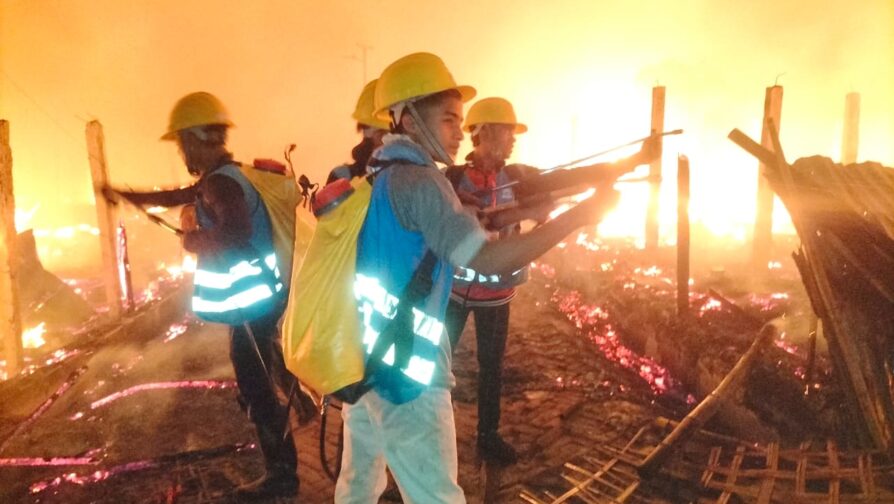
[0,121,23,376]
[638,324,776,476]
[752,85,783,269]
[841,92,860,165]
[676,154,690,318]
[645,86,665,253]
[86,120,123,319]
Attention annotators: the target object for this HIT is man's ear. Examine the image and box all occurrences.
[400,112,418,136]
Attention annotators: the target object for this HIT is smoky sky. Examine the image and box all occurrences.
[2,0,892,231]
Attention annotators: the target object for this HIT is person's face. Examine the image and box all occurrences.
[478,123,516,161]
[411,95,464,160]
[176,131,203,176]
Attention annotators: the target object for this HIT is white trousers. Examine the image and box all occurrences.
[334,387,466,504]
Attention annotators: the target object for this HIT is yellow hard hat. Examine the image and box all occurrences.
[161,92,234,141]
[352,79,391,130]
[373,52,476,122]
[463,97,527,134]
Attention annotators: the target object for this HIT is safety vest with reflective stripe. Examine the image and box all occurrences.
[192,164,283,325]
[354,152,454,405]
[451,164,529,296]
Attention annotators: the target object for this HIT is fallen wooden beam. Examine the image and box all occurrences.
[637,324,776,476]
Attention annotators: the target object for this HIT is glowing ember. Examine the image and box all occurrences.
[699,298,723,314]
[163,322,189,343]
[90,380,236,409]
[747,292,790,311]
[768,261,783,270]
[145,206,167,214]
[161,256,193,279]
[552,289,674,394]
[0,456,97,467]
[774,332,800,356]
[575,231,602,251]
[22,322,47,349]
[634,266,663,277]
[29,462,156,494]
[531,262,556,279]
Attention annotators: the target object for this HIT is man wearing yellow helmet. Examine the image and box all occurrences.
[444,97,660,465]
[326,79,391,184]
[336,53,624,503]
[442,97,541,465]
[103,92,301,500]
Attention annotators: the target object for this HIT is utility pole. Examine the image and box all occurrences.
[358,43,371,84]
[345,43,373,86]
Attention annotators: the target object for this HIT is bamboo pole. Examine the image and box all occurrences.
[638,324,776,476]
[841,92,860,165]
[645,86,665,252]
[0,121,23,376]
[676,154,690,318]
[752,85,783,269]
[86,120,123,318]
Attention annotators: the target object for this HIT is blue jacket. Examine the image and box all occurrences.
[354,139,454,404]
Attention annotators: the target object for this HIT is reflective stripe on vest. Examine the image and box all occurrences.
[192,252,283,315]
[452,264,528,289]
[354,272,442,386]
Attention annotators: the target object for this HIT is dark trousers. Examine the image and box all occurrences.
[445,300,511,437]
[230,306,298,478]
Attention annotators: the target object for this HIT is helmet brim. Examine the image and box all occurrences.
[374,84,477,122]
[463,122,528,134]
[159,121,234,141]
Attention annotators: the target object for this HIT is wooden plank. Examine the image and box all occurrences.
[728,129,776,167]
[0,120,23,376]
[645,85,665,252]
[85,120,122,318]
[841,92,860,165]
[550,457,619,503]
[858,453,875,499]
[756,442,779,503]
[717,445,746,504]
[676,154,690,318]
[616,481,641,502]
[753,85,783,269]
[702,446,722,487]
[796,441,810,497]
[828,440,840,503]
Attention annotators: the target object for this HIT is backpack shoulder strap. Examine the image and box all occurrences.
[365,249,438,371]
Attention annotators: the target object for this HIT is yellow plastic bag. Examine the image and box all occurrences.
[282,177,371,395]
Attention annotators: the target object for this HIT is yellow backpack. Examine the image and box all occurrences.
[237,159,315,286]
[281,177,371,396]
